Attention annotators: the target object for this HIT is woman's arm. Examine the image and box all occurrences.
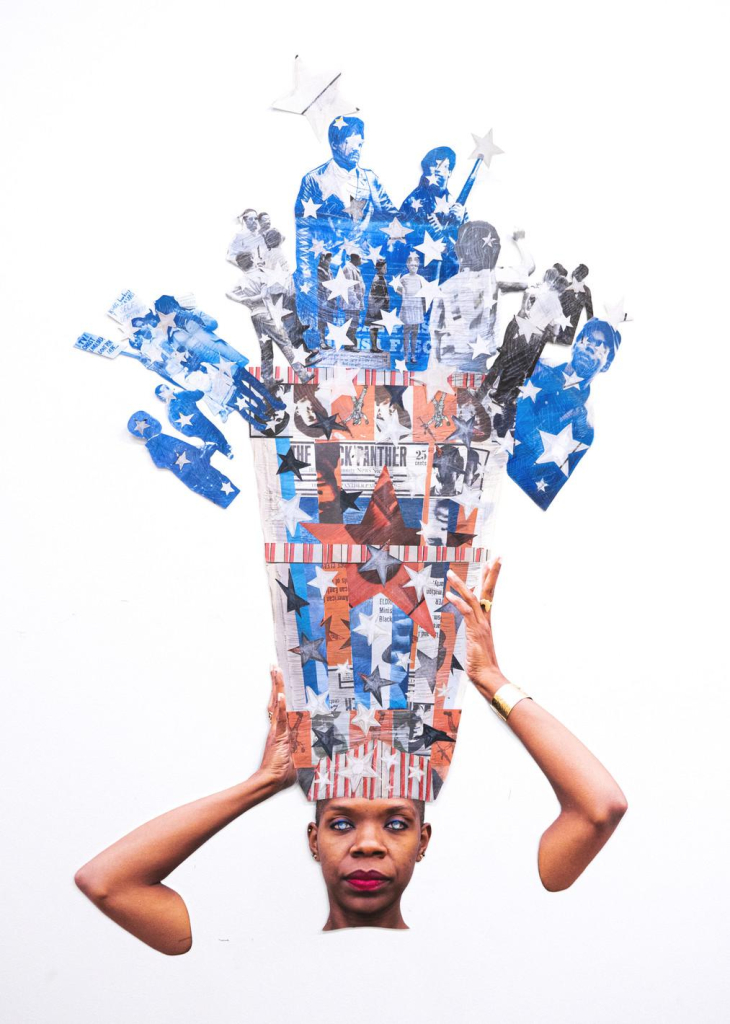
[445,564,627,891]
[74,668,295,954]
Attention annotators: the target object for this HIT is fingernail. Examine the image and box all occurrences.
[447,569,456,579]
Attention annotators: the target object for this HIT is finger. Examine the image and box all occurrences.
[445,591,473,617]
[268,669,276,716]
[482,557,502,602]
[446,569,481,615]
[275,692,288,737]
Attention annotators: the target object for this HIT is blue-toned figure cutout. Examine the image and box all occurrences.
[398,146,468,286]
[154,384,233,458]
[294,117,398,340]
[127,412,240,508]
[76,293,282,430]
[507,318,621,509]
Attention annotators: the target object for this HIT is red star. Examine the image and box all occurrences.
[303,465,422,547]
[304,467,440,634]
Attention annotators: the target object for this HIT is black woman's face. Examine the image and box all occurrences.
[309,799,430,922]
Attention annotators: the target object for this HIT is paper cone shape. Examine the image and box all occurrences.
[250,366,508,801]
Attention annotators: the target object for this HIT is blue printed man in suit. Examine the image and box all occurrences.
[294,116,398,333]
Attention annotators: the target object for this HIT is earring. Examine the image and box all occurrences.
[312,852,318,860]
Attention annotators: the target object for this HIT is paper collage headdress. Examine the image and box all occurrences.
[76,91,625,803]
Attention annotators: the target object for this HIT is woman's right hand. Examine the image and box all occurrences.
[256,667,297,791]
[445,560,507,701]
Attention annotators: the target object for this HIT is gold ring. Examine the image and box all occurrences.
[480,599,492,613]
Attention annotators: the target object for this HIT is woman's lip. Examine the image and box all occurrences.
[345,877,388,892]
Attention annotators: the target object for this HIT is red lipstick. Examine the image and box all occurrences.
[345,870,389,892]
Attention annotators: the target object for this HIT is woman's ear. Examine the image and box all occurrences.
[307,822,319,860]
[417,823,432,861]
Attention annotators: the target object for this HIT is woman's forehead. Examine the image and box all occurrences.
[320,799,418,818]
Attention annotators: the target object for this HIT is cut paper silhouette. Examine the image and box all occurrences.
[398,146,468,287]
[507,318,621,508]
[294,116,398,343]
[127,412,239,508]
[271,56,359,141]
[557,265,594,346]
[227,252,317,386]
[430,221,535,372]
[154,385,232,458]
[75,292,282,430]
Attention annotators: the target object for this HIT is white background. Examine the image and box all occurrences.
[2,1,728,1021]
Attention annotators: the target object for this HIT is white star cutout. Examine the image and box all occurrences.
[305,688,331,717]
[380,218,412,244]
[372,308,403,334]
[316,367,359,403]
[274,494,312,534]
[414,230,445,266]
[353,607,388,645]
[518,379,542,402]
[301,197,322,218]
[381,750,400,771]
[325,319,354,350]
[515,316,543,343]
[307,565,339,597]
[322,269,354,303]
[562,370,584,390]
[535,424,589,477]
[415,362,456,402]
[433,195,452,215]
[469,128,504,167]
[376,416,410,445]
[353,704,381,735]
[417,279,441,309]
[363,243,384,264]
[402,565,434,602]
[470,333,493,360]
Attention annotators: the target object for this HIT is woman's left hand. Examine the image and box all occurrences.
[445,560,506,701]
[257,667,297,791]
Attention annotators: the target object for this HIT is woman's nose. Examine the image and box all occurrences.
[350,829,387,856]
